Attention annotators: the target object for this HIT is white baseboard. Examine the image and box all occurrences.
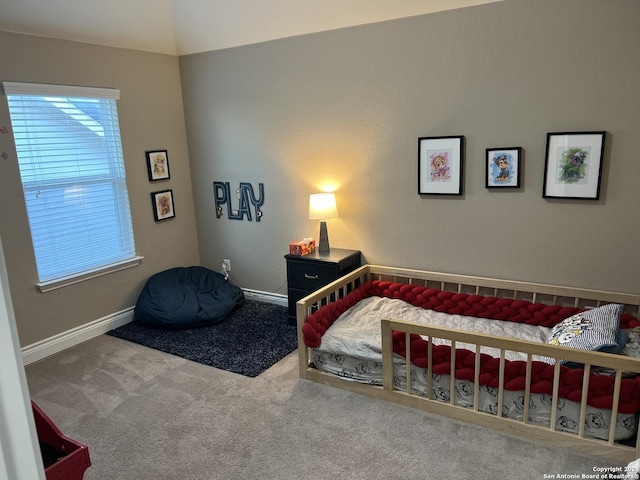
[242,288,288,307]
[21,289,287,366]
[21,307,134,366]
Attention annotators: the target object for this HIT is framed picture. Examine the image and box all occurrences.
[486,147,522,188]
[418,136,464,195]
[151,189,175,221]
[146,149,170,181]
[543,131,606,199]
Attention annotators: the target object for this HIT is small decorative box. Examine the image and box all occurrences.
[289,238,316,256]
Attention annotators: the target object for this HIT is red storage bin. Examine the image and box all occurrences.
[32,401,91,480]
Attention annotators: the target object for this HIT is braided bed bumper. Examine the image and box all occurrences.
[302,280,640,413]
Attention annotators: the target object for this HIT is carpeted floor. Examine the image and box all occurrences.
[106,300,297,377]
[25,335,619,480]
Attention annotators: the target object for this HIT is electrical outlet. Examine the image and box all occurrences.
[223,259,231,271]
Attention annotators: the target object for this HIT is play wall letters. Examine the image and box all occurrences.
[213,181,264,222]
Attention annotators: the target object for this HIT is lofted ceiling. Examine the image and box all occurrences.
[0,0,502,56]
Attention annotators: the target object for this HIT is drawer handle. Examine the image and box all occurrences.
[304,273,319,280]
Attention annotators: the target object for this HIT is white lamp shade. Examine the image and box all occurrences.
[309,193,338,220]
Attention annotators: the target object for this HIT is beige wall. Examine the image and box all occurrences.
[0,32,199,346]
[1,0,639,348]
[180,0,640,296]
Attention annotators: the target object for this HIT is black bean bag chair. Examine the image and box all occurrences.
[134,266,244,329]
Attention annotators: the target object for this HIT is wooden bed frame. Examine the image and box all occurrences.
[296,264,640,463]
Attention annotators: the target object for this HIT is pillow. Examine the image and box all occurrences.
[546,303,625,365]
[621,327,640,358]
[615,329,630,354]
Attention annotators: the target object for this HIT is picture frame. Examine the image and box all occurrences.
[543,131,606,200]
[418,136,464,195]
[146,149,170,181]
[151,189,175,221]
[485,147,522,188]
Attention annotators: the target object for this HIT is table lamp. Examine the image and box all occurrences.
[309,193,338,253]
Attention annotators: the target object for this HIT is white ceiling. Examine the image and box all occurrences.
[0,0,502,56]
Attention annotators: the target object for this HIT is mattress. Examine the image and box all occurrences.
[311,296,640,441]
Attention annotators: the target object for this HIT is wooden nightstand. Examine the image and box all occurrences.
[284,248,361,325]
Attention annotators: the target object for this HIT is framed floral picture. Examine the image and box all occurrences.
[151,189,175,221]
[543,132,605,199]
[486,147,522,188]
[146,149,170,181]
[418,136,464,195]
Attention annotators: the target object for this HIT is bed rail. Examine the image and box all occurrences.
[381,318,640,463]
[366,265,640,315]
[296,265,370,378]
[295,264,640,462]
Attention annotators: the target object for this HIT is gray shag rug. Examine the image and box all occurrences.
[107,300,296,377]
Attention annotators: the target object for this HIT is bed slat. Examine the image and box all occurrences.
[450,340,456,406]
[578,365,591,439]
[497,351,505,418]
[609,371,623,445]
[405,331,411,395]
[523,354,532,425]
[550,362,561,433]
[427,337,433,400]
[473,345,481,412]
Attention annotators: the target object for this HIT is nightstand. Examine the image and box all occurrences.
[284,248,361,325]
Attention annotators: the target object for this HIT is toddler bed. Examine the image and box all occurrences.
[296,265,640,463]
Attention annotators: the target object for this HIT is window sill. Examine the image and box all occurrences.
[36,256,144,293]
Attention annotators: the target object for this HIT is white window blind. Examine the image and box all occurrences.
[3,82,138,287]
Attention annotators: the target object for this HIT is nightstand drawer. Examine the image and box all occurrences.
[287,261,339,291]
[284,248,361,325]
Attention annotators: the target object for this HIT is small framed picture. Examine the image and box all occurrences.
[418,136,464,195]
[486,147,522,188]
[543,131,606,200]
[151,189,175,221]
[146,149,170,181]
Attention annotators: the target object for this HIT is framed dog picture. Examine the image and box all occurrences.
[151,189,175,221]
[146,149,170,181]
[486,147,522,188]
[418,136,464,195]
[543,132,605,199]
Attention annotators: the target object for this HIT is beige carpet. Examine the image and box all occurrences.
[26,335,617,479]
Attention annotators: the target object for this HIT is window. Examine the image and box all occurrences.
[3,82,141,292]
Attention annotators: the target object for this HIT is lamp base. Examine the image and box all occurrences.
[318,221,330,252]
